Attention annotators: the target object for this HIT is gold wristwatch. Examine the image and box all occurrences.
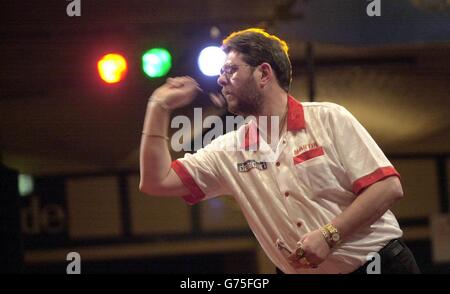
[321,223,341,248]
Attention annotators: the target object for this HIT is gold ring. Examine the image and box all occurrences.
[295,246,305,259]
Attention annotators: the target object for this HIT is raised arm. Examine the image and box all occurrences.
[139,76,201,197]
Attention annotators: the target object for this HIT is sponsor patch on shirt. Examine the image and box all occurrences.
[293,142,318,156]
[237,160,268,172]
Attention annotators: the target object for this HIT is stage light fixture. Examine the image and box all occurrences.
[198,46,226,76]
[142,48,172,78]
[97,53,128,84]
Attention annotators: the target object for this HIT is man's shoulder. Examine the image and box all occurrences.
[301,101,349,119]
[302,101,345,111]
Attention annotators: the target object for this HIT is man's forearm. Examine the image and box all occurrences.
[330,176,404,240]
[139,101,172,191]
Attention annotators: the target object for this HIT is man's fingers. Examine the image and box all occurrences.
[184,75,198,84]
[167,76,201,91]
[290,262,317,269]
[288,253,318,269]
[289,261,312,269]
[209,93,226,108]
[166,78,184,88]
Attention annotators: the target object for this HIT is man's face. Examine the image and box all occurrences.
[217,51,263,116]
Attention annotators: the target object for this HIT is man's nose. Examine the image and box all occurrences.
[217,73,227,87]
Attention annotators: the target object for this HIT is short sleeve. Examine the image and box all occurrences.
[327,105,400,195]
[171,140,229,205]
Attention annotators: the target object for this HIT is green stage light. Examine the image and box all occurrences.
[142,48,172,78]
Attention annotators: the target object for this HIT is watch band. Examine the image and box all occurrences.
[321,223,341,248]
[319,226,331,243]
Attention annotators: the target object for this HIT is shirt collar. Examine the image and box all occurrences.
[286,95,306,131]
[241,95,306,150]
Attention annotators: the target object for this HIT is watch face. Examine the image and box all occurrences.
[332,234,340,242]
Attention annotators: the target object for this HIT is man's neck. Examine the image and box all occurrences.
[255,89,288,144]
[258,89,288,118]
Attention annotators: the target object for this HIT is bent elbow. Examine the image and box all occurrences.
[390,177,404,200]
[139,179,165,196]
[139,181,150,195]
[139,180,156,195]
[395,187,404,200]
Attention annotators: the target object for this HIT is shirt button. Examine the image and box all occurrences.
[276,162,280,167]
[297,221,302,228]
[282,140,286,144]
[284,192,290,197]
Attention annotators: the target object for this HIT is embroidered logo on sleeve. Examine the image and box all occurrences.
[237,160,268,172]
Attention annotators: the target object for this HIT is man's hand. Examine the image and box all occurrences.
[151,76,202,110]
[288,230,331,269]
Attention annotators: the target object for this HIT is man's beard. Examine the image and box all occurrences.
[227,78,263,116]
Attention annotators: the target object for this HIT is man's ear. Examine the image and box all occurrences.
[258,63,272,87]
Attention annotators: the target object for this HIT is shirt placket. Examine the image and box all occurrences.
[268,134,304,246]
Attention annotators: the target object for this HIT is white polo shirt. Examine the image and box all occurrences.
[171,95,402,274]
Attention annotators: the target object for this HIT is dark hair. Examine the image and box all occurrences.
[222,28,292,92]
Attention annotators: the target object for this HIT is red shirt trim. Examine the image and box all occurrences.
[293,146,325,164]
[241,95,306,149]
[287,95,306,131]
[171,160,205,205]
[352,166,400,195]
